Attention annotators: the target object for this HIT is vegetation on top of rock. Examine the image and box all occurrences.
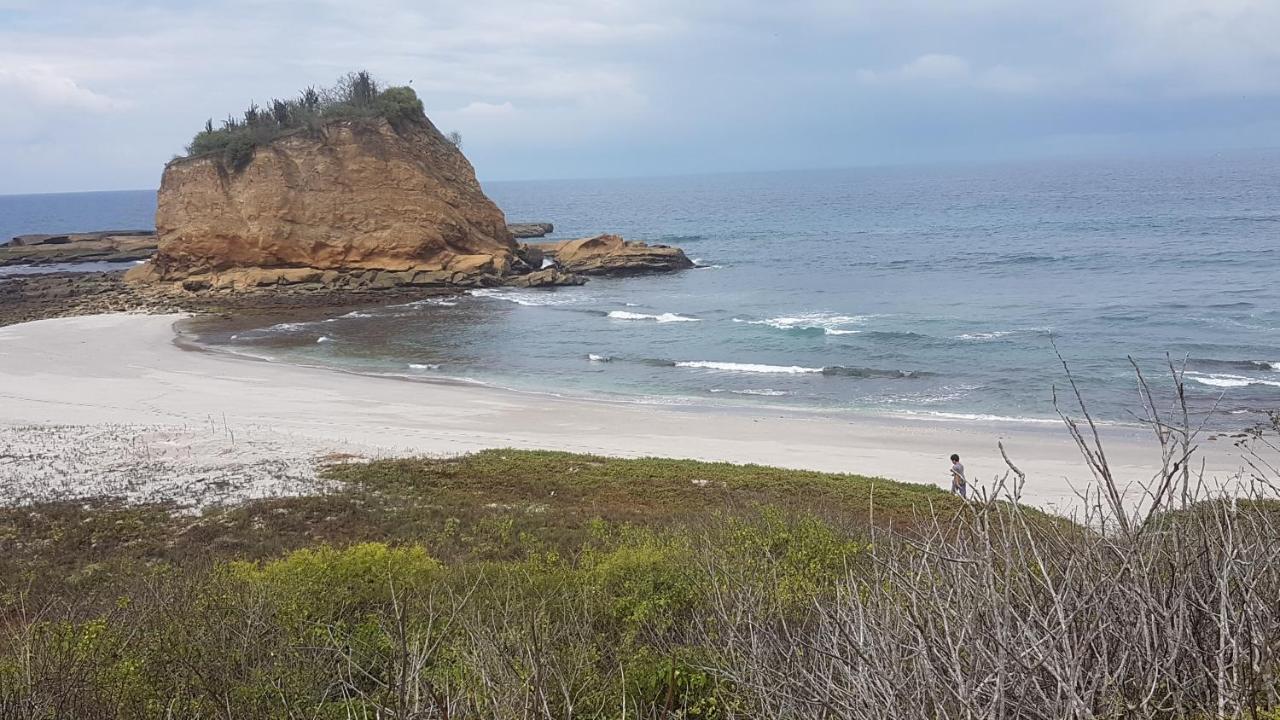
[183,71,430,171]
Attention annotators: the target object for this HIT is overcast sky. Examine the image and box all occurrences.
[1,0,1278,194]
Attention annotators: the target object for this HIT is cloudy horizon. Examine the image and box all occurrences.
[2,0,1278,194]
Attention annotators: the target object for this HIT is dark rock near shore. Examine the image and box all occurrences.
[505,268,586,288]
[508,222,554,239]
[0,269,471,329]
[529,234,695,276]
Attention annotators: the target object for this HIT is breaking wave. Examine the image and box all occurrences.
[469,288,585,306]
[733,312,868,335]
[608,311,701,323]
[955,331,1016,341]
[1185,372,1280,389]
[675,361,928,377]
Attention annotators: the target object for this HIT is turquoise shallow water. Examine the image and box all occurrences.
[5,152,1280,424]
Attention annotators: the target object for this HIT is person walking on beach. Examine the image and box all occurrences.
[949,453,968,498]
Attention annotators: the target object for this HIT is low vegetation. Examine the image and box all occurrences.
[183,71,428,171]
[1,377,1278,718]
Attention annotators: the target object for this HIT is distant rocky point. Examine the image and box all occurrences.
[508,222,554,239]
[0,231,156,267]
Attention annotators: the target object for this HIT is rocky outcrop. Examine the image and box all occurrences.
[1,231,157,266]
[530,234,695,276]
[508,222,554,239]
[132,115,546,291]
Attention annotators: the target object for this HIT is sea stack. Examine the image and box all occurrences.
[125,77,689,292]
[129,95,531,291]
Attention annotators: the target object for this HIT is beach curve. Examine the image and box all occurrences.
[0,313,1253,514]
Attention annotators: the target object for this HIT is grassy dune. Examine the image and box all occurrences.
[2,450,1276,719]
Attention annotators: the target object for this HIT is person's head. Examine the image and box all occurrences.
[950,454,960,463]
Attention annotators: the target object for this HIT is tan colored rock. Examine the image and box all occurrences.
[137,116,516,287]
[532,234,694,276]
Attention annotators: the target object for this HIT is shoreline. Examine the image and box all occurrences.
[0,312,1258,515]
[176,306,1128,430]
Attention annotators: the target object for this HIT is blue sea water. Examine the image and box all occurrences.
[4,153,1279,423]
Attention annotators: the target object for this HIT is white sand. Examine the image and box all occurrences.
[0,313,1254,513]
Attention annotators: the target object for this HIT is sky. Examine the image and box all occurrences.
[1,0,1278,194]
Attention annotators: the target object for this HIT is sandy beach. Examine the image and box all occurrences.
[0,313,1256,513]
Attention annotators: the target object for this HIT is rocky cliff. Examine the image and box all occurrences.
[131,116,524,291]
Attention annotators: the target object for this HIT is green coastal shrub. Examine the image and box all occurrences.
[181,70,429,173]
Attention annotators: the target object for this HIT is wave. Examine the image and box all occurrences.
[1189,359,1280,372]
[608,310,700,323]
[1185,372,1280,389]
[733,312,867,335]
[408,363,440,370]
[316,336,333,343]
[587,354,612,362]
[677,361,821,374]
[710,388,789,396]
[470,288,585,307]
[903,411,1060,425]
[975,253,1071,267]
[955,331,1016,341]
[675,361,928,378]
[264,321,317,333]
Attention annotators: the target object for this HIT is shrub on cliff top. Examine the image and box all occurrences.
[182,70,429,171]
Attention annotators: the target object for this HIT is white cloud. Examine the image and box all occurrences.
[0,64,126,112]
[857,53,1036,94]
[900,53,971,82]
[456,101,516,117]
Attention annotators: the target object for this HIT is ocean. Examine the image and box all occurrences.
[4,152,1279,425]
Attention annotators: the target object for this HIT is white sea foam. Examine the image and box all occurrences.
[588,354,612,362]
[904,411,1059,424]
[265,321,314,332]
[677,361,822,374]
[340,310,375,319]
[1186,372,1280,389]
[316,336,333,343]
[955,331,1016,341]
[408,363,440,370]
[734,312,867,335]
[710,388,789,396]
[470,288,584,306]
[608,311,700,323]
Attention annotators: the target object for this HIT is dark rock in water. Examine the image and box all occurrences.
[505,268,585,288]
[0,231,158,266]
[516,243,546,270]
[508,222,554,238]
[528,234,694,276]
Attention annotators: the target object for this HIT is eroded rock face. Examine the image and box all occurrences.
[141,117,518,287]
[531,234,695,276]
